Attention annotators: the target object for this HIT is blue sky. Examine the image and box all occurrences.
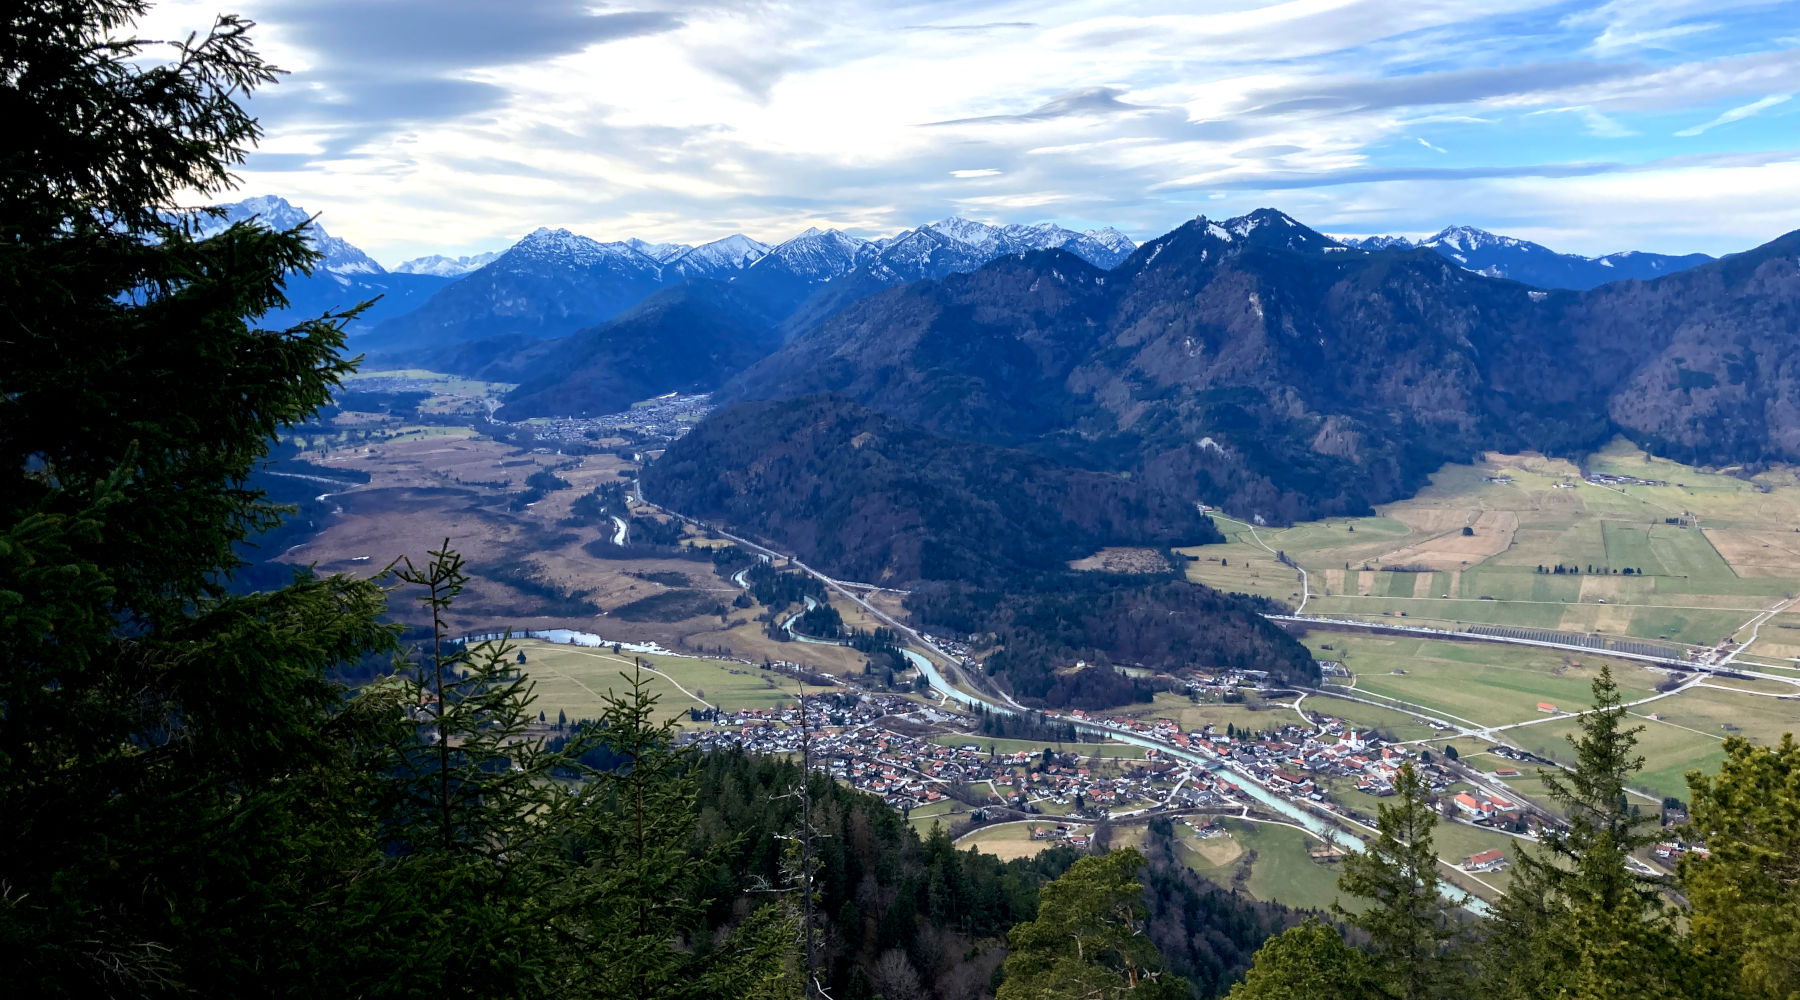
[144,0,1800,263]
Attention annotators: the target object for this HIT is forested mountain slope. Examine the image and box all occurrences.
[721,210,1800,523]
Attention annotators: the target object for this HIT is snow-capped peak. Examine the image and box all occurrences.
[208,195,385,275]
[1423,225,1524,254]
[756,227,870,282]
[672,234,771,269]
[392,251,501,277]
[1334,234,1416,251]
[924,216,1004,253]
[625,237,693,262]
[1084,227,1136,255]
[507,227,658,269]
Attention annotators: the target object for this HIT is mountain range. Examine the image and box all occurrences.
[707,208,1800,532]
[216,197,1758,454]
[204,196,455,330]
[1338,225,1714,289]
[358,216,1138,357]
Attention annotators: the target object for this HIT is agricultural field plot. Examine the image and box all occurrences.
[904,799,962,837]
[1502,713,1727,802]
[506,639,835,724]
[927,734,1148,759]
[1176,818,1350,913]
[1316,634,1662,730]
[1176,538,1306,603]
[1740,611,1800,664]
[956,821,1089,862]
[1427,821,1527,898]
[1184,441,1800,647]
[1299,693,1445,742]
[1124,692,1300,737]
[1653,684,1800,746]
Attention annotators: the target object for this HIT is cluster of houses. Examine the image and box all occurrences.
[1028,823,1093,849]
[528,392,712,445]
[1653,840,1710,861]
[1585,472,1668,488]
[681,694,1207,816]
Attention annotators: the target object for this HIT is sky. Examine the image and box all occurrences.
[138,0,1800,265]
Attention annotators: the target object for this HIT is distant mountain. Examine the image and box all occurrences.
[904,218,1136,270]
[362,227,664,354]
[210,195,383,274]
[496,281,783,419]
[663,234,772,281]
[406,216,1136,407]
[625,237,693,262]
[1338,226,1713,289]
[367,215,1136,365]
[206,196,452,331]
[718,208,1800,523]
[392,251,501,277]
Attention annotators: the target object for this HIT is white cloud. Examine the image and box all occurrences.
[123,0,1800,260]
[1674,92,1793,135]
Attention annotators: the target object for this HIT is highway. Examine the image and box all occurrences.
[636,477,1500,912]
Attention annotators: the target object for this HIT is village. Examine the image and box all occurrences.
[675,664,1547,871]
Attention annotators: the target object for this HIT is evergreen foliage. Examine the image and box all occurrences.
[1227,920,1378,1000]
[1333,763,1465,1000]
[1681,735,1800,1000]
[997,849,1188,1000]
[1477,666,1704,1000]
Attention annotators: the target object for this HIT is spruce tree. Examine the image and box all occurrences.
[1,3,393,993]
[554,664,797,1000]
[1477,667,1706,1000]
[1228,920,1378,1000]
[1334,761,1465,1000]
[1681,734,1800,1000]
[997,849,1186,1000]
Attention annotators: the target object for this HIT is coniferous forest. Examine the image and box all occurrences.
[4,4,1800,1000]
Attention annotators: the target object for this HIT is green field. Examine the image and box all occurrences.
[1177,818,1350,913]
[1125,692,1307,737]
[1300,693,1444,742]
[1491,683,1799,799]
[508,639,834,723]
[1185,439,1800,648]
[1312,633,1662,730]
[1503,714,1723,801]
[905,799,961,837]
[956,821,1090,862]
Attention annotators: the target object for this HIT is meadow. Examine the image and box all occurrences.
[1307,633,1664,731]
[955,821,1092,862]
[504,639,836,724]
[1182,439,1800,651]
[1175,817,1351,913]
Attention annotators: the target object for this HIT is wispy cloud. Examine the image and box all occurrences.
[1675,92,1793,135]
[126,0,1800,260]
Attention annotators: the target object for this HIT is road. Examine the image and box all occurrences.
[1719,593,1800,667]
[630,479,1659,914]
[1212,513,1310,613]
[1271,615,1800,688]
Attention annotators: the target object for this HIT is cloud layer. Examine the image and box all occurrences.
[139,0,1800,261]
